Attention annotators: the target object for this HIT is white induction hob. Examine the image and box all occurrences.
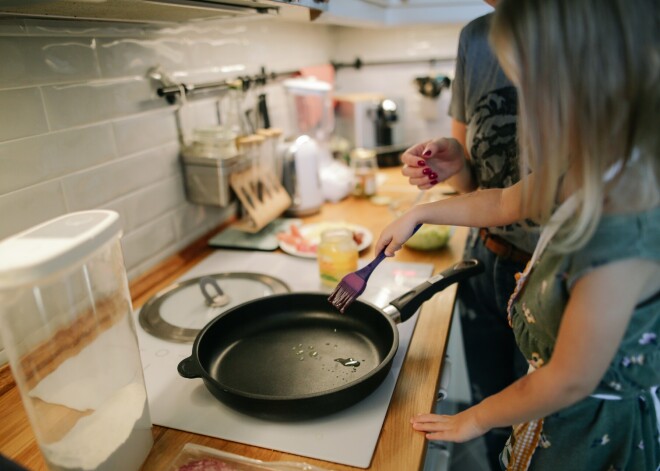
[134,250,433,469]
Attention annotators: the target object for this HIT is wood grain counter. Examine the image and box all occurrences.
[0,168,467,471]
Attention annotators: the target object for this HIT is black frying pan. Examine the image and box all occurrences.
[178,259,483,420]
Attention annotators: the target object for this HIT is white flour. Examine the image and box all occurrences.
[30,320,139,412]
[41,382,152,471]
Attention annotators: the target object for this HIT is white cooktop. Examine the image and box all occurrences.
[134,250,433,469]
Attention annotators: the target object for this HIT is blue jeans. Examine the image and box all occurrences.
[456,228,529,471]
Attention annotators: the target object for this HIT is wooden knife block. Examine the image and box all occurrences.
[230,167,291,233]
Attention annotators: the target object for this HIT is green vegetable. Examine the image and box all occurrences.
[404,224,451,250]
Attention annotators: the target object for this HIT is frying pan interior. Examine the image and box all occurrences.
[180,293,400,419]
[196,294,398,400]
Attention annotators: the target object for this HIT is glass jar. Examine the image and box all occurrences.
[317,228,359,288]
[189,126,238,160]
[350,148,378,197]
[0,211,153,471]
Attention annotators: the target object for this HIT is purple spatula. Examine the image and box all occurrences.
[328,225,421,313]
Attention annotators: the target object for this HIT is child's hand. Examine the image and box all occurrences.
[410,409,487,442]
[375,213,420,257]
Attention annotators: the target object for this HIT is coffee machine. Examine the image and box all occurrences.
[334,93,406,167]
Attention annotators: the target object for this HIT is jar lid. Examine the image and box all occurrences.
[0,211,121,289]
[321,227,356,242]
[350,148,377,160]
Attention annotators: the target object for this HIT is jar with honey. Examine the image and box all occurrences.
[317,228,359,287]
[350,148,378,197]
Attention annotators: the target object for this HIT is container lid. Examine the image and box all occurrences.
[350,147,377,160]
[0,210,122,289]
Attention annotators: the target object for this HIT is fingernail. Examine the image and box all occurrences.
[423,150,432,157]
[417,160,426,167]
[429,172,438,180]
[430,179,438,185]
[422,168,432,175]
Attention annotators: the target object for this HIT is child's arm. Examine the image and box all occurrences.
[375,177,527,256]
[411,258,660,442]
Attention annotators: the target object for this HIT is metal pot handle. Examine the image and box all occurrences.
[385,259,483,323]
[199,276,230,307]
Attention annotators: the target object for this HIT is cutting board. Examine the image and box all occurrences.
[208,218,300,251]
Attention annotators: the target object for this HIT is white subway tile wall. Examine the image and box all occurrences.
[0,15,463,284]
[332,24,462,146]
[0,16,332,282]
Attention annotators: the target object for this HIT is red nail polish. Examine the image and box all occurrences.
[430,179,438,185]
[429,172,438,180]
[423,150,432,157]
[422,168,431,175]
[417,160,426,167]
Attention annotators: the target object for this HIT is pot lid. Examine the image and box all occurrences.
[138,272,290,343]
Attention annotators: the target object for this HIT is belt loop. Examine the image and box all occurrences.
[503,243,513,260]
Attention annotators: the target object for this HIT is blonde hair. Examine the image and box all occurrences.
[490,0,659,252]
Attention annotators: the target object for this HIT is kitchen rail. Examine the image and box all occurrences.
[0,167,467,471]
[153,65,299,104]
[153,55,455,104]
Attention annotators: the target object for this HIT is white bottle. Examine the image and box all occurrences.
[281,135,324,216]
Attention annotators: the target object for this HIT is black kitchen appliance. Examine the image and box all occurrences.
[334,93,408,167]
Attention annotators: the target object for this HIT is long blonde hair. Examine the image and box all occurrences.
[490,0,659,252]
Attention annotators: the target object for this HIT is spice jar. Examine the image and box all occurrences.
[350,148,378,197]
[317,228,359,288]
[188,126,238,159]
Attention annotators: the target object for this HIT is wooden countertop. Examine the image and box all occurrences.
[0,167,467,471]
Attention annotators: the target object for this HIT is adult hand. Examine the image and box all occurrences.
[400,137,466,190]
[410,408,488,443]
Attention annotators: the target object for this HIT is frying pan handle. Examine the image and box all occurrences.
[178,356,203,379]
[390,259,483,322]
